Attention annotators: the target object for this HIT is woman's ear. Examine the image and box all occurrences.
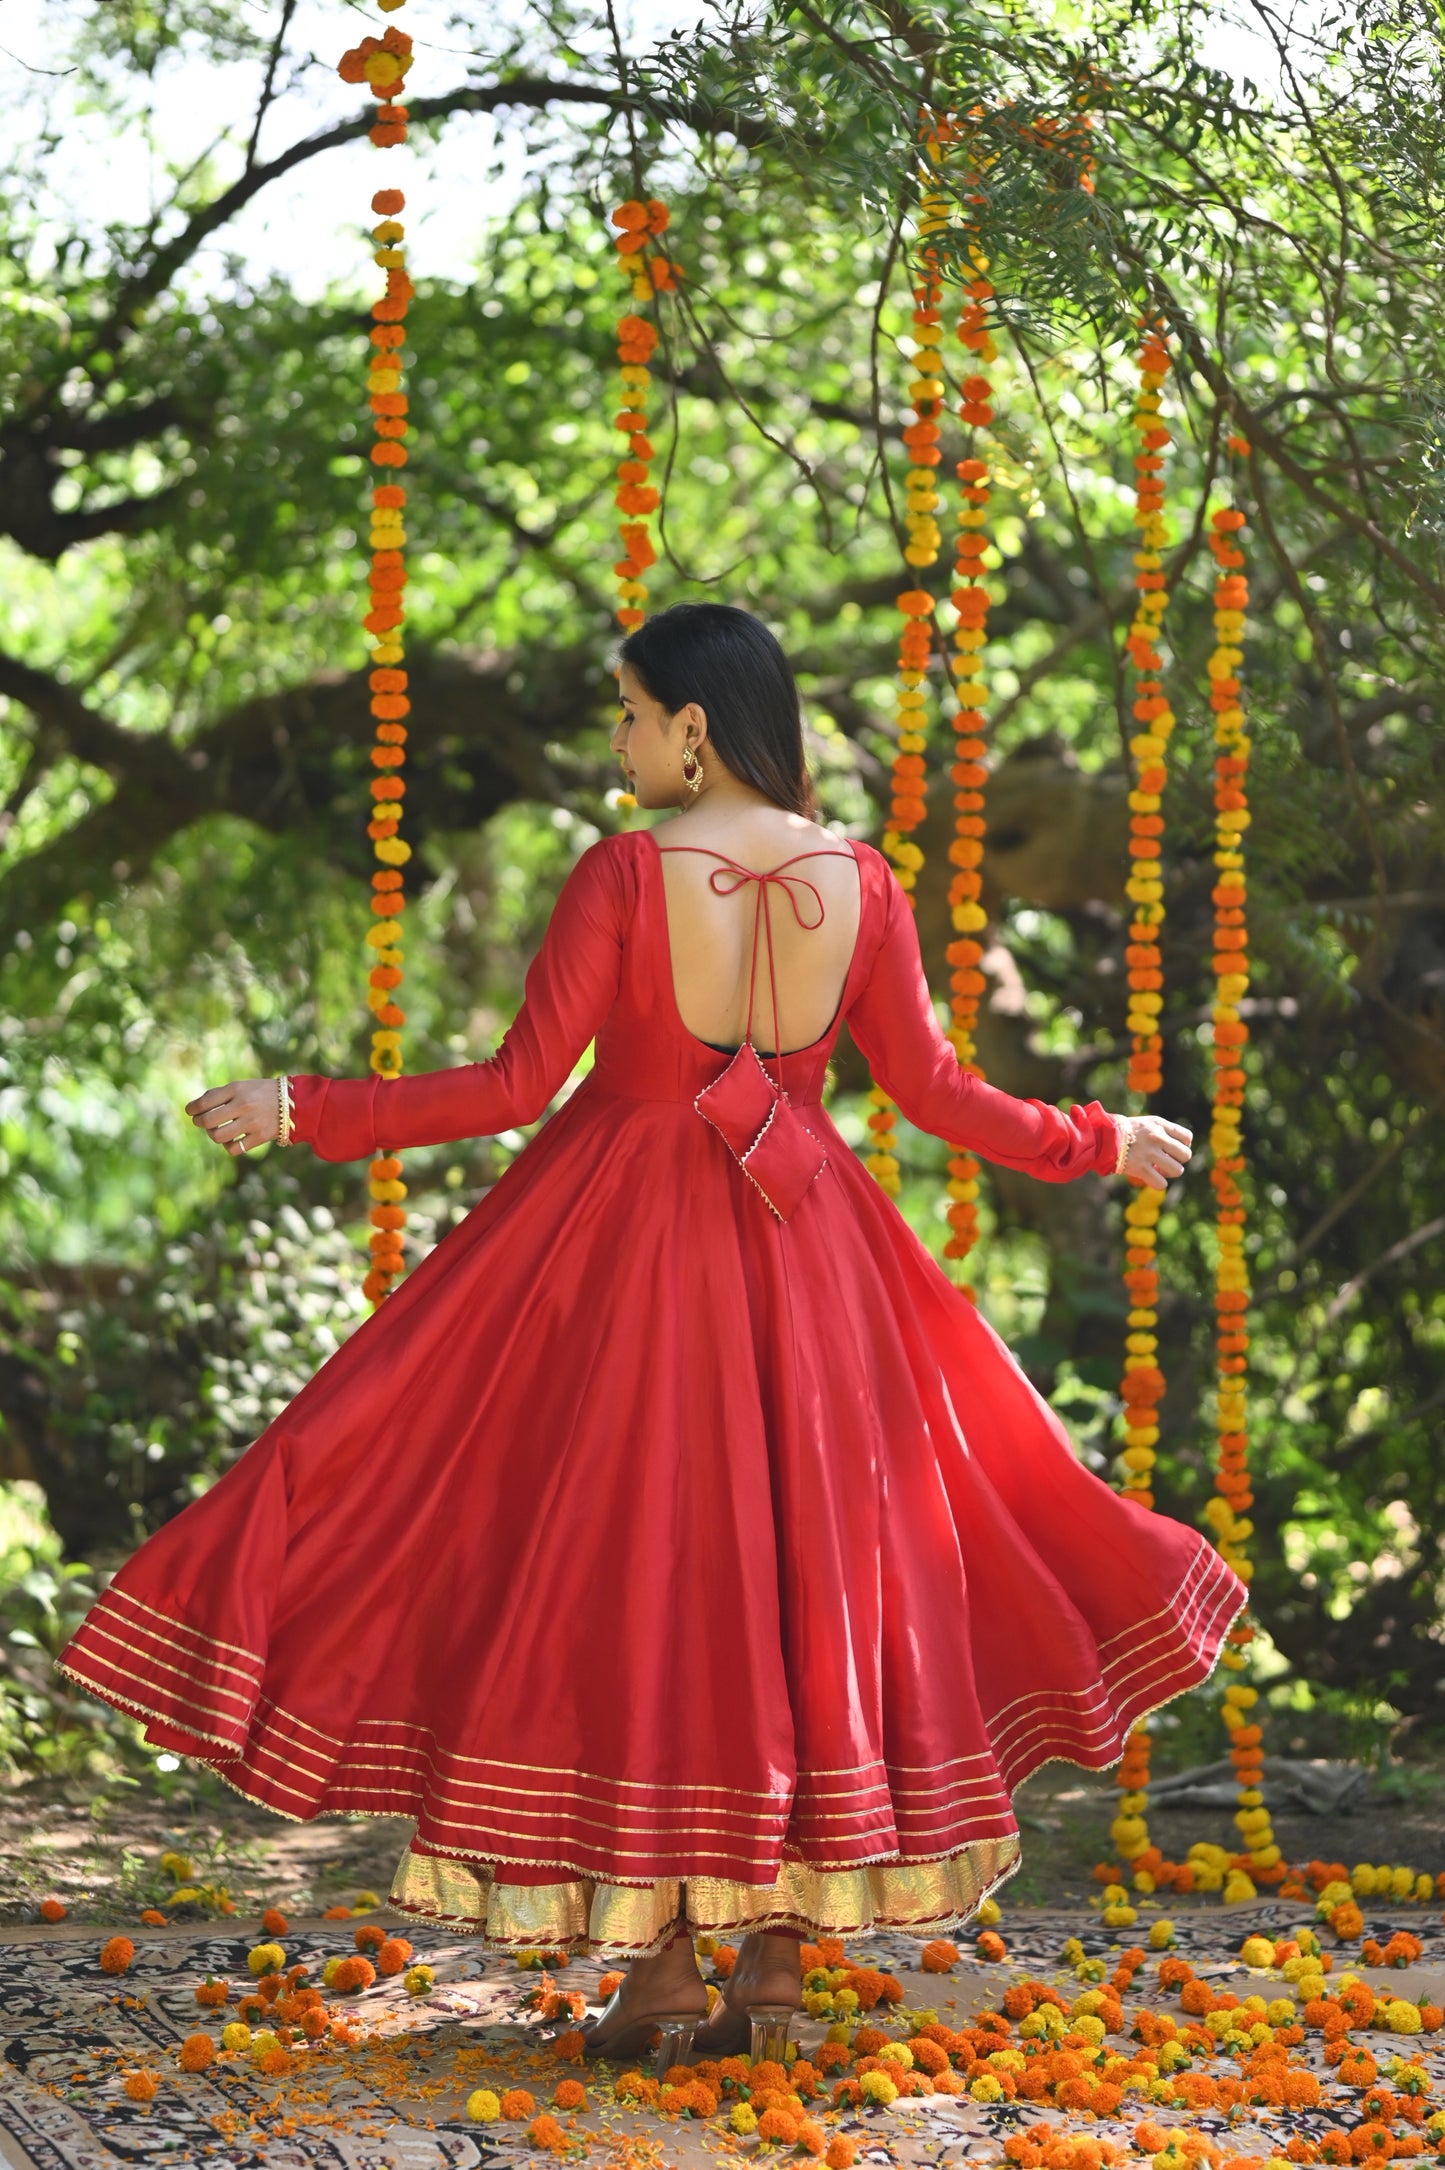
[682,699,710,751]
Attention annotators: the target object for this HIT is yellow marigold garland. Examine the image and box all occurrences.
[1202,446,1278,1897]
[337,13,415,1306]
[867,140,949,1199]
[938,238,998,1287]
[1109,316,1176,1875]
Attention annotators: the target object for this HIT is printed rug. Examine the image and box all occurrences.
[1,1905,1442,2170]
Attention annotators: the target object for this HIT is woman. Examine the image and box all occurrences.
[59,603,1242,2067]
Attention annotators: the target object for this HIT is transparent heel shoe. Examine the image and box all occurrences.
[653,2013,701,2076]
[748,2003,796,2062]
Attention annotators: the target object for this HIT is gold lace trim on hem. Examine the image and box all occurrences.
[386,1839,1022,1959]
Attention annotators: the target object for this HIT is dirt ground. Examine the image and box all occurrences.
[4,1755,1443,1927]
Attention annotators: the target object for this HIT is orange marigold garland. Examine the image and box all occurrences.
[1202,447,1278,1896]
[608,196,676,814]
[867,140,950,1200]
[609,197,676,634]
[338,14,415,1306]
[1109,316,1176,1877]
[938,233,998,1287]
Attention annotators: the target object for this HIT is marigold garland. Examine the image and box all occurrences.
[1110,315,1176,1882]
[609,197,677,633]
[867,133,950,1200]
[608,196,676,813]
[337,11,416,1306]
[1202,442,1279,1895]
[938,230,999,1287]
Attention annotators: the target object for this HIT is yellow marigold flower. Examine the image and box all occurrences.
[967,2073,1002,2103]
[403,1965,434,1995]
[467,2091,501,2122]
[221,2023,251,2052]
[247,1943,286,1977]
[730,2103,758,2135]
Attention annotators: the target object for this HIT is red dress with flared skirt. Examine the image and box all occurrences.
[59,830,1244,1957]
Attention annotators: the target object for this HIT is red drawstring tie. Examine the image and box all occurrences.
[656,847,853,1093]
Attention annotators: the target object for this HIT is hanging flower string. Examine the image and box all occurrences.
[938,229,998,1288]
[609,197,676,812]
[1109,315,1175,1881]
[337,15,415,1306]
[1203,447,1278,1897]
[1114,317,1175,1510]
[867,136,950,1200]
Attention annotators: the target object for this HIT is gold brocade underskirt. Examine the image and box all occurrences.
[388,1837,1021,1959]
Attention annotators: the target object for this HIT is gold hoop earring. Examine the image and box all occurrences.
[681,744,703,796]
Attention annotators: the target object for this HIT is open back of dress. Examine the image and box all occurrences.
[653,835,862,1058]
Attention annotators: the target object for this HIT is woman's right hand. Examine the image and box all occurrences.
[1120,1114,1193,1190]
[185,1079,280,1157]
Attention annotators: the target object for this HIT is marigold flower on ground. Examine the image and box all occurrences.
[553,2079,588,2110]
[354,1922,387,1951]
[261,1909,288,1935]
[466,2089,501,2121]
[123,2069,160,2101]
[140,1908,167,1925]
[921,1939,960,1972]
[501,2088,537,2119]
[331,1955,376,1994]
[527,2114,567,2151]
[323,1905,352,1920]
[39,1897,67,1922]
[194,1976,229,2007]
[375,1936,412,1975]
[247,1942,285,1976]
[101,1937,135,1975]
[826,2142,858,2169]
[178,2033,214,2072]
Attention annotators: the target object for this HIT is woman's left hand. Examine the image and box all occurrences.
[186,1079,280,1157]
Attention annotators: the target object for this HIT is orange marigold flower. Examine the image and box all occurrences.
[123,2069,160,2101]
[552,2079,587,2110]
[257,2046,291,2076]
[195,1978,229,2007]
[920,1939,960,1972]
[261,1909,288,1935]
[331,1956,376,1994]
[757,2107,802,2145]
[101,1937,135,1975]
[501,2089,537,2120]
[375,1937,412,1976]
[826,2142,858,2169]
[39,1897,67,1922]
[527,2114,567,2151]
[178,2033,215,2072]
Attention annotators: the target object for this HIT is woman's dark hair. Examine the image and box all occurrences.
[618,603,815,817]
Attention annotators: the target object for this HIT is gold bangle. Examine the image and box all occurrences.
[276,1076,293,1149]
[1114,1116,1136,1176]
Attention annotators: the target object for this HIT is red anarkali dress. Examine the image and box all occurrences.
[59,831,1244,1957]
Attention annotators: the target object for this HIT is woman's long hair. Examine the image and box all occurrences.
[618,603,816,817]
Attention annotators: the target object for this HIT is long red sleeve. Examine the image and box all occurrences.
[845,866,1121,1182]
[289,836,626,1163]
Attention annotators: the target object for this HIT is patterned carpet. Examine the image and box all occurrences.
[1,1905,1442,2170]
